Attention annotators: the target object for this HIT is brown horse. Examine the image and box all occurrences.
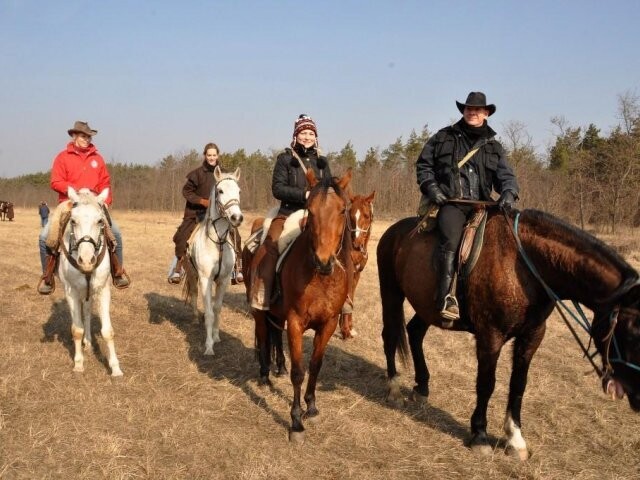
[378,208,640,459]
[243,169,353,443]
[338,190,375,339]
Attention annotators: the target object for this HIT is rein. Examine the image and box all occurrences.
[60,207,108,301]
[506,210,640,378]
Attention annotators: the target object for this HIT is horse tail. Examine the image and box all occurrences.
[377,222,410,369]
[182,254,198,304]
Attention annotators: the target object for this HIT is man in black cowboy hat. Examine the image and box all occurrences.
[37,120,130,294]
[416,92,519,325]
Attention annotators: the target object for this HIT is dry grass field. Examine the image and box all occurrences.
[1,207,639,479]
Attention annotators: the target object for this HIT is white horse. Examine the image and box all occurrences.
[58,187,122,376]
[184,167,243,355]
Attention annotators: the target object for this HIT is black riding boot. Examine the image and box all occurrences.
[437,248,460,325]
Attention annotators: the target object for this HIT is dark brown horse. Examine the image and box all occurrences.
[378,208,640,459]
[338,190,375,339]
[243,169,353,443]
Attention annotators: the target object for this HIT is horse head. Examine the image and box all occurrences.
[66,187,109,274]
[305,168,352,275]
[212,166,243,227]
[594,279,640,411]
[348,190,375,255]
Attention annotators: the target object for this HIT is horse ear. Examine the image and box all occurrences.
[214,165,222,181]
[366,190,376,203]
[68,186,79,202]
[338,168,353,191]
[306,168,318,188]
[233,167,241,181]
[97,188,109,204]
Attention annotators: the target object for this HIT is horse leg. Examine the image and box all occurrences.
[381,284,408,408]
[407,314,430,404]
[304,319,337,419]
[67,295,85,373]
[469,335,505,455]
[254,310,272,386]
[97,286,122,377]
[82,298,92,352]
[269,313,287,376]
[287,317,306,443]
[201,276,216,355]
[211,278,230,344]
[503,324,545,461]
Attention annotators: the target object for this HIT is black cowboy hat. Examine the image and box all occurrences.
[456,92,496,116]
[67,121,98,137]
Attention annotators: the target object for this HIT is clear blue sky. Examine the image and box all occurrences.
[1,1,639,178]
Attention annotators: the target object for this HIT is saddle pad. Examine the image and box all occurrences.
[277,210,307,254]
[460,210,488,278]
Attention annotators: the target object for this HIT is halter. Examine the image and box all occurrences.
[60,202,108,301]
[507,211,640,379]
[204,176,240,282]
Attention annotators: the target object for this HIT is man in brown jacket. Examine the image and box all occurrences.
[168,142,243,284]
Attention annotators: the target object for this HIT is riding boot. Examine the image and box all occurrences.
[37,251,58,295]
[168,256,185,285]
[110,252,131,289]
[437,248,460,326]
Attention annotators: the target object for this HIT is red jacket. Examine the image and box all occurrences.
[50,142,113,205]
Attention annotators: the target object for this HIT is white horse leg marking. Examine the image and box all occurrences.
[97,287,122,376]
[503,412,529,460]
[386,375,405,408]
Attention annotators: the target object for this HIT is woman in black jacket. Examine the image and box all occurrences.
[249,114,331,310]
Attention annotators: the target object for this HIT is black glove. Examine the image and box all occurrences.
[498,190,516,210]
[420,182,447,206]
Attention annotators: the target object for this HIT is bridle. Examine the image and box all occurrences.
[204,177,241,282]
[346,203,372,272]
[60,203,108,301]
[305,187,349,273]
[506,210,640,381]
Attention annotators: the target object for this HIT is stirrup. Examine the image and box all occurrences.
[440,294,460,326]
[231,269,244,285]
[37,276,55,295]
[113,270,131,289]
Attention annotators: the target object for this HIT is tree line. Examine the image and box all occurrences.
[2,93,639,232]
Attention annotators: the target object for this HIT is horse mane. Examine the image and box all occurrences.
[309,175,346,201]
[520,209,638,282]
[74,188,101,207]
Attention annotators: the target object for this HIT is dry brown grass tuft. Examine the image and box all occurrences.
[0,208,638,479]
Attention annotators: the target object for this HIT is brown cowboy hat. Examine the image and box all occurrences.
[456,92,496,116]
[67,121,98,137]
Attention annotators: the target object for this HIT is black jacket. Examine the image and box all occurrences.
[272,146,331,215]
[416,122,519,200]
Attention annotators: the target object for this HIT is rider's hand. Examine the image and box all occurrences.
[199,198,210,208]
[421,182,447,206]
[498,190,516,210]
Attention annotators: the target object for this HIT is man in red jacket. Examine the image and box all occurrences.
[38,121,130,294]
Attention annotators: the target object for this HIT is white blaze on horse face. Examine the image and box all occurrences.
[354,209,361,239]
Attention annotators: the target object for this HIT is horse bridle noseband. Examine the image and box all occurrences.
[60,204,108,301]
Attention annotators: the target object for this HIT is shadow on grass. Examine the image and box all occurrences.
[144,289,490,447]
[40,299,116,374]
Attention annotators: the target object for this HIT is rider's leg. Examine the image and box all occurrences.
[109,219,130,289]
[250,216,285,310]
[168,217,197,284]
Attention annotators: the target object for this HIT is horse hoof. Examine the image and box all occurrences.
[111,368,124,377]
[73,365,84,373]
[204,348,214,356]
[289,430,305,444]
[385,394,405,409]
[506,446,529,461]
[258,376,272,387]
[470,443,493,456]
[274,367,288,377]
[350,328,358,337]
[409,390,428,407]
